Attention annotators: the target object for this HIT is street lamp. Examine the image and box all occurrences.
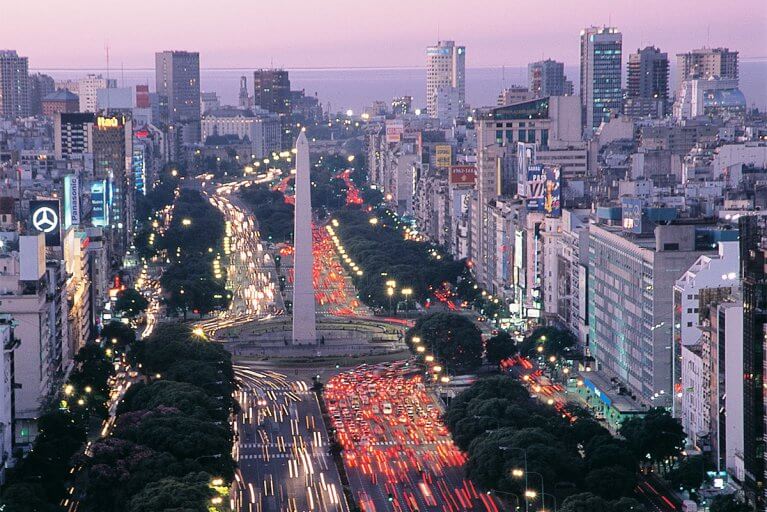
[501,446,529,512]
[401,288,413,315]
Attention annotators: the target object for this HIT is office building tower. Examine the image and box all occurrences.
[200,91,219,116]
[625,46,669,118]
[0,50,30,118]
[740,215,767,507]
[580,26,623,133]
[528,59,573,98]
[78,74,116,113]
[155,51,201,123]
[588,221,710,406]
[54,112,95,159]
[253,69,291,115]
[29,73,55,115]
[92,113,133,253]
[677,47,739,84]
[426,40,465,117]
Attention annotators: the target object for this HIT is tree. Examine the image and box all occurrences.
[118,380,228,422]
[485,331,518,364]
[584,466,636,500]
[408,313,483,371]
[619,408,686,470]
[519,325,577,357]
[585,441,637,472]
[561,493,612,512]
[0,483,59,512]
[709,495,752,512]
[114,288,149,318]
[126,472,215,512]
[668,456,706,493]
[609,497,646,512]
[100,321,137,350]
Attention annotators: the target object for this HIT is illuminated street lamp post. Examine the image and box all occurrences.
[501,446,529,512]
[401,287,413,315]
[385,280,397,315]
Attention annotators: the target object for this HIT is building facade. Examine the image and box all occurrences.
[0,50,30,118]
[426,41,465,118]
[580,26,623,133]
[625,46,669,119]
[528,59,573,98]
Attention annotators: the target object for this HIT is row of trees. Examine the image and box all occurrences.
[159,190,231,318]
[406,313,484,372]
[73,324,236,512]
[240,185,294,243]
[446,375,687,511]
[333,209,465,309]
[0,333,120,510]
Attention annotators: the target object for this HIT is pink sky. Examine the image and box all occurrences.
[7,0,766,69]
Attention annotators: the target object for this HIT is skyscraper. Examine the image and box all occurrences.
[425,40,465,117]
[625,46,669,118]
[677,47,739,84]
[528,59,573,98]
[253,69,291,115]
[0,50,30,118]
[155,50,201,124]
[29,73,55,115]
[253,69,292,148]
[580,26,623,133]
[739,215,767,508]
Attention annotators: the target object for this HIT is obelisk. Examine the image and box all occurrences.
[292,131,317,344]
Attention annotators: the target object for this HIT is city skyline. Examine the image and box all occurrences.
[6,0,766,70]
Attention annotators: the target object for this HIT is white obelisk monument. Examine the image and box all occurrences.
[292,131,317,344]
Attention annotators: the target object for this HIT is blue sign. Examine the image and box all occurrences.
[91,180,109,227]
[526,165,561,217]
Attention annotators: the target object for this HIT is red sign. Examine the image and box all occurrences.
[449,165,476,186]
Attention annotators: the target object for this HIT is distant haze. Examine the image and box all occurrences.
[8,0,767,69]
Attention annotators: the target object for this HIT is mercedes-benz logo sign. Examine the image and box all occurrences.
[32,207,59,233]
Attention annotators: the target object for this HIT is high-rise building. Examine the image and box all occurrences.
[497,86,533,106]
[580,26,623,133]
[739,215,767,507]
[155,51,201,123]
[54,112,95,159]
[625,46,669,118]
[426,40,465,117]
[677,47,739,85]
[253,69,291,115]
[78,74,116,113]
[0,50,30,118]
[528,59,573,98]
[29,73,55,115]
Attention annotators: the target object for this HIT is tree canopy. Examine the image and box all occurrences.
[407,313,483,371]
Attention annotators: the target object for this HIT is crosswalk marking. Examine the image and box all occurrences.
[238,452,331,461]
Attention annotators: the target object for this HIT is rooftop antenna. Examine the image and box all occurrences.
[437,22,440,43]
[706,25,711,48]
[121,62,125,87]
[105,43,110,114]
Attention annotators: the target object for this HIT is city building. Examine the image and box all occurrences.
[200,107,281,159]
[0,50,30,118]
[739,215,767,507]
[200,91,219,116]
[677,47,739,85]
[588,218,713,407]
[426,41,465,118]
[580,26,623,133]
[253,69,291,115]
[28,73,55,116]
[673,77,747,121]
[625,46,669,118]
[391,96,413,116]
[155,50,201,124]
[528,59,573,98]
[41,90,79,116]
[54,112,95,160]
[497,86,533,107]
[238,75,250,110]
[0,315,17,482]
[77,74,116,113]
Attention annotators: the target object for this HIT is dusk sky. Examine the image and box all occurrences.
[7,0,767,70]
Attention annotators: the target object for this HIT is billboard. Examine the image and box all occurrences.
[435,144,452,168]
[525,164,561,217]
[622,197,644,234]
[29,199,62,246]
[516,142,536,197]
[132,147,146,196]
[91,180,109,227]
[64,174,81,229]
[385,119,404,143]
[449,165,477,186]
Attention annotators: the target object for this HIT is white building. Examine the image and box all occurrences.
[0,316,16,483]
[201,108,281,159]
[78,74,116,113]
[426,41,465,118]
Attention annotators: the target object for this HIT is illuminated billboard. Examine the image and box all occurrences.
[91,180,109,227]
[525,165,561,217]
[622,198,644,234]
[435,144,452,168]
[64,174,81,229]
[385,119,404,143]
[29,199,62,246]
[132,148,146,196]
[516,142,536,197]
[449,165,477,186]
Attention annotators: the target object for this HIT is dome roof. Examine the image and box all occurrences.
[703,88,746,109]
